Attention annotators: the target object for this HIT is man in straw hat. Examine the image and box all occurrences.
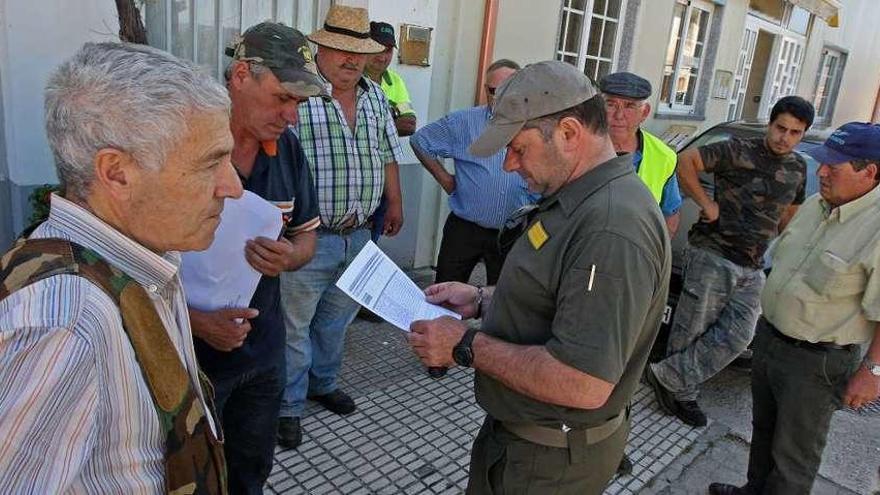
[188,22,325,493]
[278,5,405,449]
[408,60,671,494]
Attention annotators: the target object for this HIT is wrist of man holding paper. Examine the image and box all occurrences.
[189,307,259,352]
[245,230,317,277]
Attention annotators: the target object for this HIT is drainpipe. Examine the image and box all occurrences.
[474,0,499,105]
[873,84,880,123]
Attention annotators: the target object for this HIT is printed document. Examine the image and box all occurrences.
[336,241,460,331]
[180,190,284,311]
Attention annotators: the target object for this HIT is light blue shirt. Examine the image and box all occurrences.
[411,106,538,229]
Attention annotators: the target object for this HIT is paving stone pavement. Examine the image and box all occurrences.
[266,268,706,494]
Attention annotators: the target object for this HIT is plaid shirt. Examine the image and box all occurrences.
[295,72,403,229]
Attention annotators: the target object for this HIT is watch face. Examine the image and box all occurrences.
[453,345,474,367]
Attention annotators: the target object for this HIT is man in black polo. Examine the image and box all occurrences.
[409,60,670,494]
[187,23,323,494]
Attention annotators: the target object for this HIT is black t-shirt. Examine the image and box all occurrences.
[195,129,320,378]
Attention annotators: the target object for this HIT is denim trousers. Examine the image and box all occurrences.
[278,228,369,418]
[209,363,285,495]
[652,246,765,401]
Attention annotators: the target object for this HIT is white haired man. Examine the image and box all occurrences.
[0,42,241,493]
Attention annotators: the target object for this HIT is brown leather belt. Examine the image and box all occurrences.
[501,410,625,449]
[320,217,367,236]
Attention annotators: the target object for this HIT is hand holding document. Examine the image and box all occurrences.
[336,241,460,331]
[181,190,284,311]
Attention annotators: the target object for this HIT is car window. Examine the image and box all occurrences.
[687,130,733,149]
[793,150,820,197]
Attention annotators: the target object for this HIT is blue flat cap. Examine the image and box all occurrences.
[599,72,652,100]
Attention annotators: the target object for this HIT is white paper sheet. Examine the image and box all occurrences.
[336,241,460,332]
[180,190,284,311]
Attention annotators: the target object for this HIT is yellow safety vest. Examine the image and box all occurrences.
[637,130,677,204]
[380,68,415,117]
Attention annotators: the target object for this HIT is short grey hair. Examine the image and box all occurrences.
[223,59,271,82]
[44,42,230,200]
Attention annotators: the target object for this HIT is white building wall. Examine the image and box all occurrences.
[0,0,119,243]
[797,0,880,126]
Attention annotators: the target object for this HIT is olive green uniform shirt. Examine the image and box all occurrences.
[475,155,672,429]
[762,186,880,345]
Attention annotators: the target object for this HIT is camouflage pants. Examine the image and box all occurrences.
[652,246,765,401]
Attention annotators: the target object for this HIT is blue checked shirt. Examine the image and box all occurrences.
[411,106,538,229]
[294,72,403,229]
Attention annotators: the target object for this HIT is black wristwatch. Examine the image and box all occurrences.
[453,328,479,367]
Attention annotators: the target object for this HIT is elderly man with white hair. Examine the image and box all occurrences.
[0,42,241,494]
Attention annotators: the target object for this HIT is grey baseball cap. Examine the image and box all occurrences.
[469,60,598,157]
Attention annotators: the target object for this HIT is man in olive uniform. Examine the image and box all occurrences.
[409,60,671,494]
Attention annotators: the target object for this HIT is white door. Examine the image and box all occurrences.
[759,34,805,119]
[728,23,759,121]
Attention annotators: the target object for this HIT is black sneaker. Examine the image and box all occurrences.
[677,400,708,427]
[277,417,302,449]
[644,366,707,427]
[644,365,679,416]
[309,389,356,415]
[616,454,633,476]
[357,307,383,323]
[708,482,752,495]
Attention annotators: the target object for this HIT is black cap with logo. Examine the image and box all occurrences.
[370,21,397,48]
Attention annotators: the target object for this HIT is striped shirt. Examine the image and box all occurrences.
[294,71,404,229]
[0,194,213,494]
[411,105,538,229]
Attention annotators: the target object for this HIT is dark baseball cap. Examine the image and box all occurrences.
[804,122,880,165]
[599,72,652,100]
[469,60,599,157]
[226,22,328,98]
[370,21,396,48]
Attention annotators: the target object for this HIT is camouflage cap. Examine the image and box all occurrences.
[469,60,598,157]
[226,22,328,98]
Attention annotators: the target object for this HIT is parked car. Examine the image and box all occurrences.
[652,121,829,361]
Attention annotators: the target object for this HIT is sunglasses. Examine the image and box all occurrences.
[497,204,540,255]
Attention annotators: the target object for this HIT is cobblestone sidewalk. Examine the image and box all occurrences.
[266,311,704,495]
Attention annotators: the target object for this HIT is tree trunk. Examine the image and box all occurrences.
[115,0,148,44]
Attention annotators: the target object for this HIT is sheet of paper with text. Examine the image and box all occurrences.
[336,241,460,332]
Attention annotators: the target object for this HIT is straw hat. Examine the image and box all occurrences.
[309,5,385,54]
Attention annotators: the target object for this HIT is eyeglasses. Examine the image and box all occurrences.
[604,100,645,113]
[497,204,540,255]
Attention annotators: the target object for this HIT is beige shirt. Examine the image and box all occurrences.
[762,186,880,345]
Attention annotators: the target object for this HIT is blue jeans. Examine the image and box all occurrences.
[279,228,369,418]
[209,363,285,495]
[652,246,765,401]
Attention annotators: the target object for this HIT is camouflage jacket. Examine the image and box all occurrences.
[0,238,227,495]
[690,137,806,269]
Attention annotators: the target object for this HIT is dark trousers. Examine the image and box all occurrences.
[370,195,388,242]
[746,319,861,494]
[466,416,628,495]
[436,213,505,285]
[210,363,285,495]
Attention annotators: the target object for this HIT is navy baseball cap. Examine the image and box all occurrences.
[370,22,396,48]
[805,122,880,165]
